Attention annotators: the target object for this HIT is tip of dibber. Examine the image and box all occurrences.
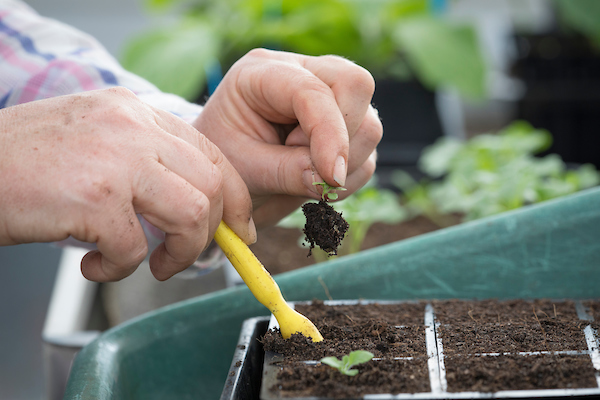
[279,312,324,342]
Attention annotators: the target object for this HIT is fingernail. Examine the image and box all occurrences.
[333,156,347,187]
[303,169,322,196]
[248,216,257,244]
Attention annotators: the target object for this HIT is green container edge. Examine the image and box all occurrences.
[64,187,600,400]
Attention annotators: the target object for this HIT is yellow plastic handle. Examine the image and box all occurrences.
[214,221,323,341]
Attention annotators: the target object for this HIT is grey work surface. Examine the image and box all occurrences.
[0,243,62,400]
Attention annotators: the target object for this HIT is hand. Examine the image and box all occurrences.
[0,87,255,281]
[194,49,382,227]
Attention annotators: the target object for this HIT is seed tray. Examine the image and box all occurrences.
[222,300,600,400]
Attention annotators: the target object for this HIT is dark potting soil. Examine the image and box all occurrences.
[434,299,588,354]
[301,201,349,257]
[259,300,600,398]
[273,358,430,398]
[445,354,596,392]
[262,301,427,361]
[261,301,429,397]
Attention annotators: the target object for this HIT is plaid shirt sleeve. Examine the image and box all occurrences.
[0,0,224,274]
[0,0,202,121]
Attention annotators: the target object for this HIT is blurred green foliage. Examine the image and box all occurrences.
[122,0,486,101]
[553,0,600,47]
[278,122,600,259]
[394,121,600,223]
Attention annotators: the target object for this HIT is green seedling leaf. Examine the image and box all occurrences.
[394,16,486,98]
[320,350,374,376]
[121,18,220,100]
[312,181,347,201]
[347,349,376,365]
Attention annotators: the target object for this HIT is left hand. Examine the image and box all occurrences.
[193,48,382,228]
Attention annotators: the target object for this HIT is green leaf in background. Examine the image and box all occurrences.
[553,0,600,47]
[146,0,176,10]
[418,137,462,177]
[121,19,220,100]
[126,0,487,96]
[394,16,486,98]
[400,121,600,222]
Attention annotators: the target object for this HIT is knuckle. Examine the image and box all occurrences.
[197,133,225,166]
[204,170,225,203]
[182,193,211,229]
[293,83,334,112]
[346,66,376,98]
[78,175,118,206]
[320,55,376,97]
[127,238,149,266]
[104,86,137,100]
[163,249,199,272]
[246,48,272,60]
[195,136,226,196]
[86,88,141,126]
[363,107,384,145]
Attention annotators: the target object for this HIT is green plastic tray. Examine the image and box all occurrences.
[64,187,600,400]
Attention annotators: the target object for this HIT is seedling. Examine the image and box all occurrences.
[320,350,374,376]
[313,181,347,201]
[280,177,407,260]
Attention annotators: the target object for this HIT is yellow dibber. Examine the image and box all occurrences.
[214,221,324,342]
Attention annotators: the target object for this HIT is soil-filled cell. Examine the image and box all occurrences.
[445,354,598,392]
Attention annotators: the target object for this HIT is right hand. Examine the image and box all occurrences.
[0,87,255,282]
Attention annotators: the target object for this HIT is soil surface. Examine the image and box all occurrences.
[262,301,427,361]
[301,201,349,257]
[260,299,600,398]
[251,216,442,275]
[434,299,588,353]
[445,354,596,392]
[261,301,429,397]
[273,358,430,398]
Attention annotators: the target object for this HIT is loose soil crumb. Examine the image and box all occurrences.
[302,201,349,257]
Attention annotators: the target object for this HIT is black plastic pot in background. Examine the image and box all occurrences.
[512,33,600,168]
[371,79,445,189]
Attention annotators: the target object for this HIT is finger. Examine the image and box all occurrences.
[335,150,378,202]
[147,116,225,242]
[301,54,376,138]
[238,56,349,188]
[133,161,214,281]
[225,136,327,202]
[80,209,148,282]
[283,105,380,180]
[251,151,376,227]
[346,105,383,174]
[151,107,256,245]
